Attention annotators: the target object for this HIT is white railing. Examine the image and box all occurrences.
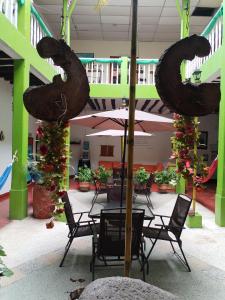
[30,13,46,48]
[186,6,223,79]
[128,59,158,85]
[0,0,18,28]
[80,59,122,84]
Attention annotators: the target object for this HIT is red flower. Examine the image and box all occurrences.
[43,164,54,172]
[36,126,44,138]
[56,208,64,214]
[175,131,184,139]
[40,144,48,155]
[46,220,54,229]
[49,183,56,191]
[57,191,66,197]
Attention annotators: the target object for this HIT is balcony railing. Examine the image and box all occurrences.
[0,0,18,28]
[186,5,223,79]
[80,58,122,84]
[129,59,158,85]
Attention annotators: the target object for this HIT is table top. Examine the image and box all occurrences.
[89,198,154,220]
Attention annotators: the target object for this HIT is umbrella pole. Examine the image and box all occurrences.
[120,120,128,208]
[124,0,138,277]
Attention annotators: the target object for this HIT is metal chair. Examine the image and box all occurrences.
[92,178,108,204]
[143,194,192,272]
[134,173,154,209]
[59,192,99,267]
[90,208,146,281]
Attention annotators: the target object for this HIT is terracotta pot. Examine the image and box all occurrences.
[158,183,170,193]
[32,185,55,219]
[79,181,90,192]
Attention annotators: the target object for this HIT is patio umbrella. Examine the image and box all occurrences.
[86,129,153,161]
[71,107,174,133]
[71,108,173,206]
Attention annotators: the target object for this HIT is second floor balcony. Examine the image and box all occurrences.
[0,1,223,95]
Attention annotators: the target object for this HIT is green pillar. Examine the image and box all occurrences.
[63,0,78,190]
[176,0,190,194]
[10,60,30,219]
[215,0,225,226]
[9,0,31,219]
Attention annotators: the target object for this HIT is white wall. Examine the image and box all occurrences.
[0,78,12,195]
[71,39,172,58]
[199,115,218,164]
[69,113,219,174]
[70,122,173,174]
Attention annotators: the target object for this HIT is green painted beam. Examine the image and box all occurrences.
[0,13,55,82]
[199,47,223,82]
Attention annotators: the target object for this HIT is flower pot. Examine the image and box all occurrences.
[134,183,146,193]
[32,184,55,219]
[158,183,170,193]
[79,181,90,192]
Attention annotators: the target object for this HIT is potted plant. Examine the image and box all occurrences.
[28,160,55,219]
[78,166,93,192]
[154,169,179,193]
[134,167,150,191]
[94,165,112,187]
[28,121,68,221]
[0,245,13,277]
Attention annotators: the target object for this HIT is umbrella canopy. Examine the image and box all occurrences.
[86,129,153,137]
[71,107,174,132]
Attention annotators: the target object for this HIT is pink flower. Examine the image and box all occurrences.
[40,144,48,155]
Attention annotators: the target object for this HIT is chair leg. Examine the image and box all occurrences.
[59,236,74,267]
[177,242,191,272]
[170,241,176,253]
[145,192,153,209]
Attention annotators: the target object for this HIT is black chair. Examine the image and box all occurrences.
[92,178,108,204]
[143,194,192,272]
[134,173,154,209]
[59,192,99,267]
[90,208,146,281]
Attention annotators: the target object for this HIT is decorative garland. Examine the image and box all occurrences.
[171,114,208,184]
[36,121,68,227]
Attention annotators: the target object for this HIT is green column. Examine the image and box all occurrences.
[9,0,31,219]
[176,0,190,194]
[215,0,225,226]
[10,60,30,219]
[63,0,78,190]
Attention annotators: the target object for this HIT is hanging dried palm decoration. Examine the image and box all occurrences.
[95,0,108,11]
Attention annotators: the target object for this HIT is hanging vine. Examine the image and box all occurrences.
[171,114,208,185]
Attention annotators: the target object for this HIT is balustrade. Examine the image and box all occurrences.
[0,0,18,28]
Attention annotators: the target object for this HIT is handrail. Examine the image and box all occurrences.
[201,5,223,37]
[80,58,123,64]
[31,5,52,37]
[136,59,158,65]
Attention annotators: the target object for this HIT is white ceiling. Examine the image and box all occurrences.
[34,0,222,42]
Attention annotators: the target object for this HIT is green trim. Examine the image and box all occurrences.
[136,59,158,65]
[201,6,223,37]
[79,58,158,65]
[80,58,123,64]
[175,0,182,19]
[31,5,52,37]
[18,0,25,5]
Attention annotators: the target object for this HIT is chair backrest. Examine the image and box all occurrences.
[62,192,77,234]
[168,194,192,239]
[107,185,126,202]
[98,208,144,257]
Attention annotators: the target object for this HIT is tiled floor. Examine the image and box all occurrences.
[0,190,225,300]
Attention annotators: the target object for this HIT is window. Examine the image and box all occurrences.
[100,145,114,157]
